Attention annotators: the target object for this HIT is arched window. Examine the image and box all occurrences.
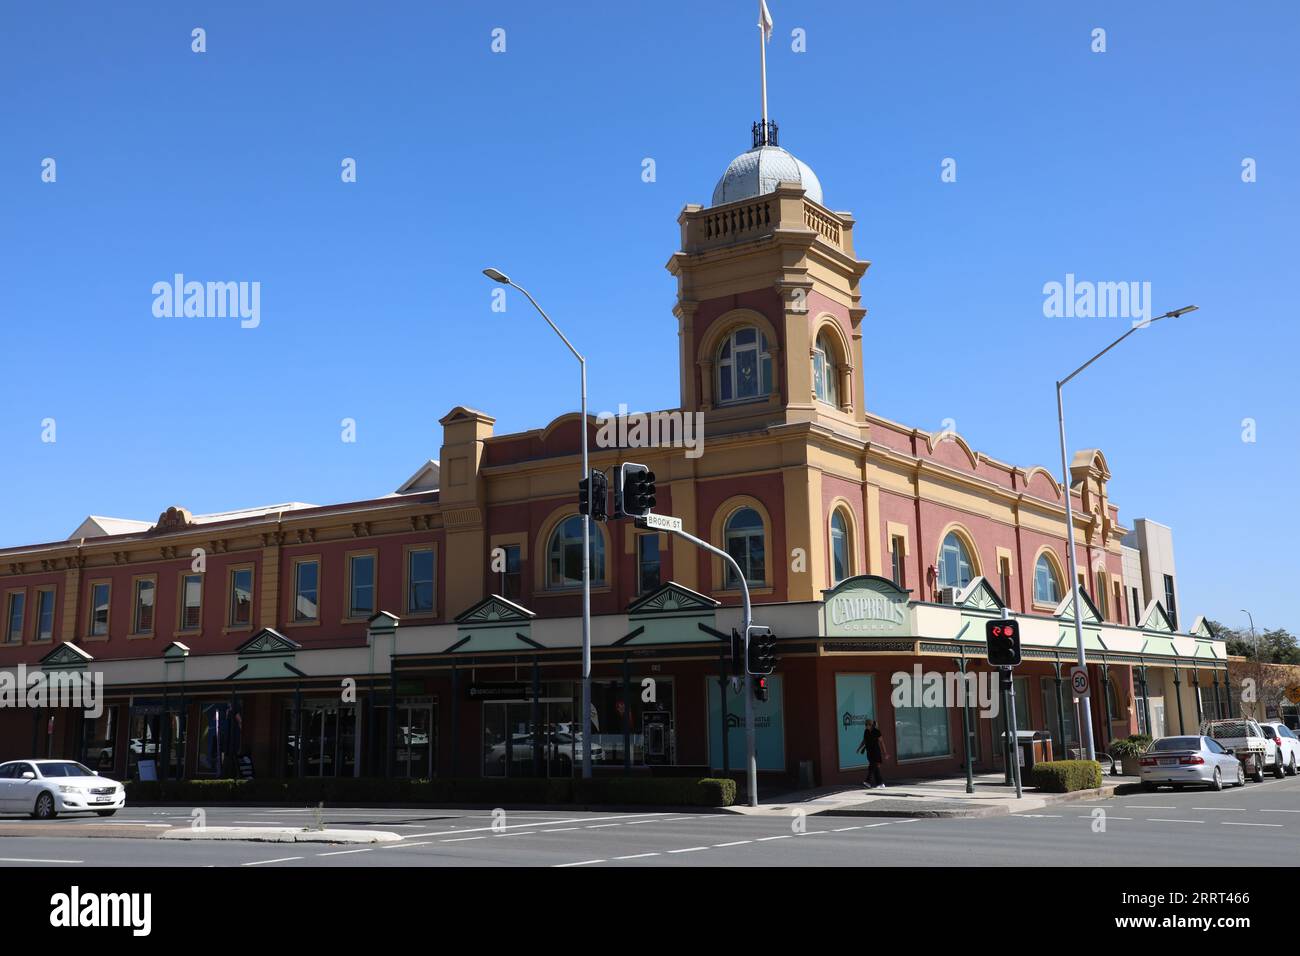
[717,328,772,404]
[724,507,766,588]
[813,330,840,406]
[1034,553,1062,605]
[938,532,974,590]
[546,515,605,589]
[830,508,852,584]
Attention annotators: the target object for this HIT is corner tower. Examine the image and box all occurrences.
[666,121,870,440]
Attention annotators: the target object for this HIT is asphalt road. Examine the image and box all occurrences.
[0,774,1295,867]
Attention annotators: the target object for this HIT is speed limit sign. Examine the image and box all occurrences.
[1069,666,1090,697]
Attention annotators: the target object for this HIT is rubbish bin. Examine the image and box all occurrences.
[1016,730,1052,773]
[798,760,816,789]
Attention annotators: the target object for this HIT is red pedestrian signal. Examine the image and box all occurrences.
[986,619,1021,667]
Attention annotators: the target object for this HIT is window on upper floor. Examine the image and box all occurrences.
[5,592,24,643]
[717,327,772,405]
[937,533,973,591]
[34,588,55,641]
[546,516,606,590]
[998,556,1013,606]
[1163,574,1178,630]
[89,583,111,637]
[499,545,522,600]
[180,574,203,631]
[724,507,766,589]
[813,330,840,407]
[229,568,254,628]
[407,548,435,614]
[637,534,661,595]
[1034,554,1062,605]
[294,560,319,622]
[830,509,852,585]
[890,535,907,589]
[132,579,156,634]
[348,554,376,619]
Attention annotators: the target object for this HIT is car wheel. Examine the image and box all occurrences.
[1252,764,1264,782]
[1288,755,1297,777]
[32,791,57,820]
[95,810,117,817]
[1235,763,1246,787]
[1210,768,1223,792]
[1274,756,1286,779]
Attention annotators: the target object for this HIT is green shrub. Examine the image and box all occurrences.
[1109,738,1144,759]
[123,775,734,807]
[1030,759,1103,793]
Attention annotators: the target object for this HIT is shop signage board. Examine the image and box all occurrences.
[467,682,531,700]
[834,674,877,770]
[822,575,911,639]
[707,675,785,771]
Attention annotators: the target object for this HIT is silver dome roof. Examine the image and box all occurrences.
[711,144,824,207]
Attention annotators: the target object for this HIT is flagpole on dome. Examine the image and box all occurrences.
[758,0,773,143]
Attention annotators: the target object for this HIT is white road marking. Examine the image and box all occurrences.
[832,826,861,832]
[0,856,82,864]
[757,835,791,841]
[713,840,752,847]
[1078,815,1133,820]
[402,812,668,840]
[1221,822,1284,827]
[613,852,660,860]
[1125,805,1176,809]
[242,856,302,866]
[555,859,604,867]
[385,841,435,849]
[1191,807,1246,811]
[317,848,373,857]
[1147,818,1204,824]
[585,823,623,829]
[667,846,708,853]
[542,827,581,833]
[1260,809,1300,813]
[441,836,485,843]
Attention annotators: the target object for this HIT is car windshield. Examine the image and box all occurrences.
[1150,737,1201,752]
[37,762,96,778]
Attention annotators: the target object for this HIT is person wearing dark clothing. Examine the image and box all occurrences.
[856,719,888,788]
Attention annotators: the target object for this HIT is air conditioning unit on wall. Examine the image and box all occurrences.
[937,587,960,605]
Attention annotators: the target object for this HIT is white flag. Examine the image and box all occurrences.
[759,0,773,42]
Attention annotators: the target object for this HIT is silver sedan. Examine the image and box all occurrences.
[1138,735,1245,791]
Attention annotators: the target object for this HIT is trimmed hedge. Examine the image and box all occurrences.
[1030,759,1103,793]
[124,776,736,807]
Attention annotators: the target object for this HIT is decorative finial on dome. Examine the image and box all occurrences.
[752,120,778,148]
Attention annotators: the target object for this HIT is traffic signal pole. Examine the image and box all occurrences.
[1001,607,1023,799]
[663,524,758,807]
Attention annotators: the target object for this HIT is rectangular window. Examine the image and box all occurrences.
[1163,574,1177,629]
[34,588,55,641]
[500,545,522,600]
[132,579,156,634]
[999,557,1012,607]
[348,554,376,618]
[407,549,435,614]
[893,672,951,760]
[1113,581,1124,625]
[1130,587,1142,626]
[890,536,906,588]
[5,592,24,643]
[294,560,319,622]
[229,568,254,627]
[180,574,203,630]
[1095,572,1108,620]
[637,535,661,594]
[90,582,111,636]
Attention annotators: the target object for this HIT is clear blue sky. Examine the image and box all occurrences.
[2,2,1295,633]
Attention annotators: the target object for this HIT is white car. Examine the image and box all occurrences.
[1259,723,1300,776]
[0,759,126,819]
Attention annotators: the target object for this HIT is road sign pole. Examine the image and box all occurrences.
[1006,666,1023,799]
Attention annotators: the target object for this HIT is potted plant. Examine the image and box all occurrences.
[1110,735,1148,776]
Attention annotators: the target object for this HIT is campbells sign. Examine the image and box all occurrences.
[822,575,911,639]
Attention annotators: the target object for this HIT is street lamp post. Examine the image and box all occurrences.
[484,268,594,780]
[1242,608,1259,720]
[1056,305,1198,762]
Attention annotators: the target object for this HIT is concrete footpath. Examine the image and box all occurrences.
[727,771,1139,818]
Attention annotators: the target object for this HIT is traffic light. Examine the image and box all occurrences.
[615,462,656,519]
[986,618,1021,667]
[746,625,776,676]
[577,469,608,521]
[754,676,770,703]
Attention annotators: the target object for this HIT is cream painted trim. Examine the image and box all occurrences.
[885,522,911,555]
[995,547,1014,575]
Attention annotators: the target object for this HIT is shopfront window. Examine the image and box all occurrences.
[81,705,119,775]
[482,682,576,778]
[283,701,357,777]
[589,678,676,766]
[1041,676,1079,757]
[197,703,233,777]
[892,672,951,760]
[127,702,186,780]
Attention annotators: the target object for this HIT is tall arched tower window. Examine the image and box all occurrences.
[717,328,772,404]
[813,330,840,407]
